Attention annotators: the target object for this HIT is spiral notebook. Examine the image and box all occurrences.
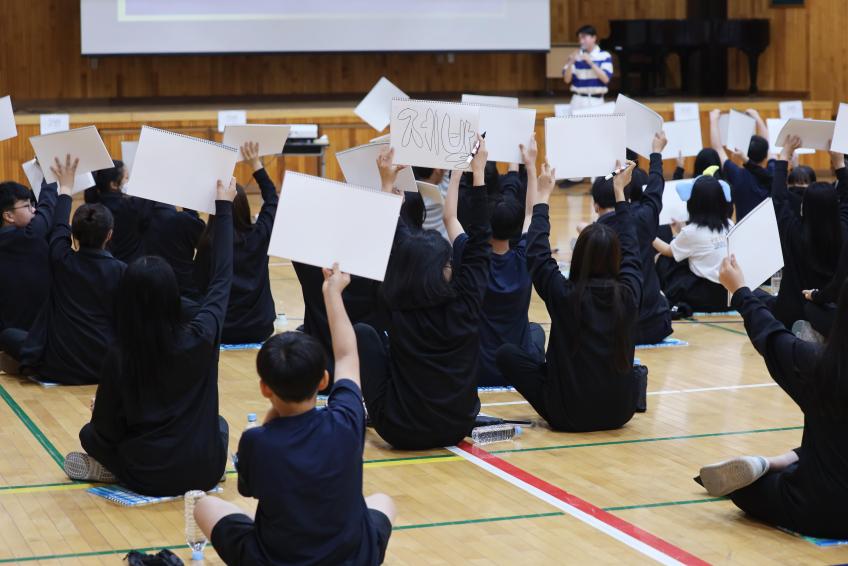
[29,126,114,184]
[726,198,783,305]
[127,126,239,215]
[336,142,418,193]
[390,99,481,171]
[661,119,703,160]
[120,141,139,174]
[775,118,835,151]
[87,484,222,507]
[268,172,402,281]
[355,77,409,132]
[473,105,536,164]
[725,110,756,155]
[767,119,814,155]
[614,94,663,157]
[222,124,291,159]
[0,95,16,142]
[461,94,519,108]
[544,114,626,180]
[21,158,95,197]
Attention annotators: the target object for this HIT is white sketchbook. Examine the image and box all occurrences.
[121,141,139,173]
[39,114,69,135]
[268,172,402,281]
[0,96,16,141]
[831,103,848,155]
[370,133,391,143]
[673,102,700,122]
[355,77,409,132]
[29,126,114,184]
[661,120,703,160]
[775,118,835,151]
[658,179,689,226]
[726,110,756,155]
[544,114,626,180]
[554,104,571,118]
[390,99,480,171]
[417,181,444,206]
[223,124,291,159]
[336,142,417,193]
[474,105,536,164]
[572,101,616,116]
[22,159,94,198]
[126,126,239,214]
[779,100,804,120]
[766,119,814,155]
[718,113,729,146]
[615,94,663,157]
[461,94,519,108]
[217,110,246,133]
[726,198,784,303]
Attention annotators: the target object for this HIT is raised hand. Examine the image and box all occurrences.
[322,262,351,295]
[519,132,538,170]
[719,255,746,294]
[50,154,79,196]
[241,141,262,172]
[216,176,237,202]
[376,146,407,195]
[536,161,556,204]
[652,131,668,154]
[779,135,802,162]
[613,159,637,201]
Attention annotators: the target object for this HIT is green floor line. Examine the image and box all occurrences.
[604,497,727,511]
[693,320,748,337]
[0,384,64,469]
[393,511,564,531]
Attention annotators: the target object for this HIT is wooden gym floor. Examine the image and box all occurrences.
[0,185,845,565]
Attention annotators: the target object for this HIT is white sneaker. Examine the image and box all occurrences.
[63,452,117,483]
[699,456,768,497]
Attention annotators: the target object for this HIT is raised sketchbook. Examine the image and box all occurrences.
[126,126,239,214]
[726,198,784,304]
[775,118,835,151]
[831,103,848,155]
[614,94,663,157]
[725,110,756,155]
[544,114,626,180]
[767,118,814,155]
[22,159,95,198]
[390,99,480,171]
[461,94,519,108]
[223,124,291,159]
[121,141,139,173]
[268,172,403,281]
[658,179,689,226]
[336,142,417,193]
[29,126,114,184]
[0,96,16,141]
[473,105,536,164]
[355,77,409,132]
[661,120,703,160]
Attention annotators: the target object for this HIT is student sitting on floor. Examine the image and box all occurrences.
[193,263,395,566]
[195,142,278,345]
[84,160,153,263]
[0,179,58,342]
[654,173,734,314]
[445,136,544,387]
[354,143,491,450]
[143,203,205,302]
[63,177,236,493]
[497,160,647,432]
[709,108,774,221]
[1,156,126,385]
[695,256,848,541]
[672,148,722,181]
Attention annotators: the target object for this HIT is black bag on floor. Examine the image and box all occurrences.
[124,549,184,566]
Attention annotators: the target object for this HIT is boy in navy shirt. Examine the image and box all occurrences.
[194,263,395,566]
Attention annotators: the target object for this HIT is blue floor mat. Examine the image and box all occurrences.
[88,484,223,507]
[220,343,263,351]
[635,338,689,350]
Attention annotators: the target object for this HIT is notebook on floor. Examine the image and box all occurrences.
[88,484,222,507]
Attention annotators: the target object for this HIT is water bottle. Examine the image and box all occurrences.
[184,490,207,561]
[245,413,259,430]
[273,313,288,334]
[771,269,783,296]
[471,424,522,445]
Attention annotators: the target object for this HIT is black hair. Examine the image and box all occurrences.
[625,168,649,202]
[412,166,435,181]
[115,256,182,386]
[801,182,843,277]
[692,148,722,177]
[71,203,114,248]
[93,160,125,194]
[591,177,616,209]
[813,279,848,418]
[0,182,33,227]
[788,165,816,187]
[569,223,633,374]
[382,230,455,310]
[747,135,769,164]
[489,197,524,241]
[256,332,328,402]
[687,177,731,232]
[197,183,253,253]
[577,25,598,37]
[401,191,426,230]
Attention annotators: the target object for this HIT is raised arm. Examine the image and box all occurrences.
[322,263,359,388]
[377,146,413,247]
[527,161,570,304]
[443,163,464,243]
[640,132,668,223]
[521,134,538,235]
[746,108,769,140]
[611,161,642,304]
[242,142,280,239]
[709,109,730,165]
[772,135,801,232]
[25,177,58,240]
[47,155,78,263]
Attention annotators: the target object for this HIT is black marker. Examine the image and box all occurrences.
[466,131,487,164]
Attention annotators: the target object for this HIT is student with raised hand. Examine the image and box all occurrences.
[355,140,491,450]
[709,108,774,221]
[694,255,848,541]
[768,135,844,331]
[193,263,395,566]
[195,142,279,344]
[84,160,153,263]
[653,172,734,314]
[63,177,236,492]
[143,202,205,302]
[1,156,125,384]
[497,160,646,432]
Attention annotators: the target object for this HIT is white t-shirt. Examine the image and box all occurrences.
[670,223,732,283]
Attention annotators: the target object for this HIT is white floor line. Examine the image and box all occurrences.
[480,382,777,407]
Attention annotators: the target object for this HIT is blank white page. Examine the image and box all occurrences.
[390,99,480,171]
[831,103,848,155]
[779,100,804,120]
[615,94,663,157]
[29,126,114,184]
[661,120,703,160]
[726,110,756,155]
[461,94,519,108]
[223,124,291,159]
[336,142,417,193]
[727,198,784,294]
[0,96,16,142]
[355,77,409,132]
[775,118,835,151]
[767,118,814,155]
[475,105,536,164]
[22,159,95,198]
[673,102,700,122]
[658,179,689,226]
[544,114,626,180]
[126,126,239,214]
[268,172,402,281]
[120,141,139,174]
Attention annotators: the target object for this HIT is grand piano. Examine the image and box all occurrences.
[601,19,770,96]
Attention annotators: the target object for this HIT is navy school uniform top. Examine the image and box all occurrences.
[528,201,642,432]
[143,204,205,301]
[0,182,58,332]
[84,189,153,263]
[20,194,126,385]
[195,168,277,344]
[598,153,672,343]
[88,200,233,496]
[236,379,382,565]
[723,159,775,221]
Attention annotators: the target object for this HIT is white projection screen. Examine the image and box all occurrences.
[80,0,551,55]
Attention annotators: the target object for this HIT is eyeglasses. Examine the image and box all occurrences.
[10,203,35,212]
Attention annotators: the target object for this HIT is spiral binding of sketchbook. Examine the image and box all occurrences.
[284,171,389,195]
[141,125,238,152]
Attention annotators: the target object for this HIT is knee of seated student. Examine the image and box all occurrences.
[194,496,250,537]
[365,493,396,524]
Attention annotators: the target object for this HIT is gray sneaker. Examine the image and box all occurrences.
[63,452,117,483]
[698,456,768,497]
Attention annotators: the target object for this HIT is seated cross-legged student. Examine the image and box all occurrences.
[0,180,58,367]
[195,143,279,344]
[143,203,205,302]
[193,263,395,566]
[654,173,734,314]
[354,143,491,450]
[447,137,543,387]
[3,156,126,385]
[497,160,646,432]
[694,256,848,541]
[63,177,237,493]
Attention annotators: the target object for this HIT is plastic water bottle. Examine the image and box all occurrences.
[771,269,783,296]
[471,424,522,445]
[273,313,288,334]
[245,413,259,430]
[184,490,207,561]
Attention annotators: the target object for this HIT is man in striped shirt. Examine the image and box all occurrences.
[563,25,613,111]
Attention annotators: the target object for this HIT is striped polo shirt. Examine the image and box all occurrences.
[568,46,614,95]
